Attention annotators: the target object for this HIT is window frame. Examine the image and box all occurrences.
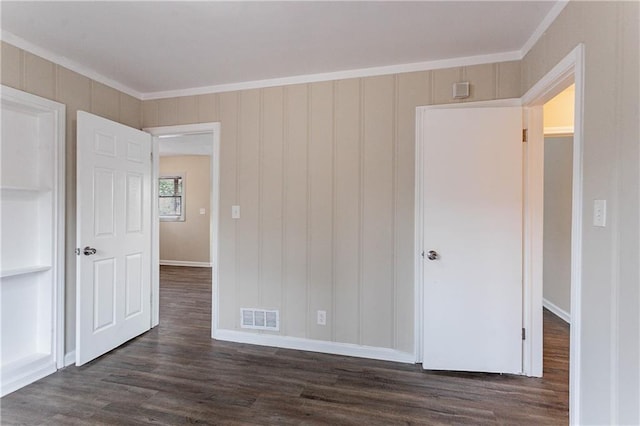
[158,174,186,222]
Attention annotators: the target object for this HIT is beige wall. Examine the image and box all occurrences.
[159,155,211,264]
[544,84,575,130]
[142,62,522,352]
[523,2,639,423]
[1,41,142,355]
[543,136,572,316]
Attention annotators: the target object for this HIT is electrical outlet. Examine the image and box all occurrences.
[593,199,607,227]
[231,205,240,219]
[317,310,326,326]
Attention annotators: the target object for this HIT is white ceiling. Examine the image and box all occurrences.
[1,1,561,99]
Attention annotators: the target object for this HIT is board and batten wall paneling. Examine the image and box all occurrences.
[334,78,361,345]
[361,75,395,349]
[282,84,309,338]
[237,90,262,317]
[217,92,238,330]
[260,87,284,313]
[521,2,639,423]
[1,41,142,357]
[142,61,521,352]
[307,81,334,342]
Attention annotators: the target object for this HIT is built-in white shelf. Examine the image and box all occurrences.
[1,265,52,278]
[1,85,65,397]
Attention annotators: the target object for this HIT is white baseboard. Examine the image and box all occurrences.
[1,356,56,397]
[213,328,415,364]
[159,260,212,268]
[64,351,76,367]
[543,298,571,324]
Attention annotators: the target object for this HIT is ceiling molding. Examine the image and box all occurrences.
[544,126,574,136]
[520,0,569,58]
[141,50,522,100]
[1,30,143,99]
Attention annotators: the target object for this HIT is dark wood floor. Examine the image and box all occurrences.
[1,266,569,425]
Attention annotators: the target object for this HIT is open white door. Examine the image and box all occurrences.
[420,103,523,374]
[76,111,152,366]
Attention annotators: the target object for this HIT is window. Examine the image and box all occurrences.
[159,175,185,221]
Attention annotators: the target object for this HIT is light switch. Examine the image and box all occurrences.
[593,199,607,227]
[199,208,206,215]
[232,205,240,219]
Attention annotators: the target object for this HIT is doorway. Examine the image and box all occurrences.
[144,123,221,329]
[542,84,575,323]
[522,44,584,425]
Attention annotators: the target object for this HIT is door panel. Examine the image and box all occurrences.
[76,111,151,366]
[421,105,523,374]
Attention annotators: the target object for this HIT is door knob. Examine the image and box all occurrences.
[83,246,97,256]
[426,250,439,260]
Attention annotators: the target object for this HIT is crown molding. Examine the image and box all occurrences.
[141,50,521,100]
[1,30,143,99]
[520,0,569,58]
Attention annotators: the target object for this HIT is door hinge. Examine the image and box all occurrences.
[522,328,526,340]
[150,151,153,161]
[522,129,528,143]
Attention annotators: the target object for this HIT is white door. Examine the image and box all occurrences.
[421,104,523,374]
[76,111,152,366]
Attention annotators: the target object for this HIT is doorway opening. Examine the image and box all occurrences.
[542,84,574,325]
[522,44,584,425]
[144,123,221,330]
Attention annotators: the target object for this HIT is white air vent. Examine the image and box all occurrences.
[452,81,470,99]
[241,308,279,331]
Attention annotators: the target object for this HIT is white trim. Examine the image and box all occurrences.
[1,30,142,100]
[159,260,212,268]
[543,298,571,324]
[64,351,76,367]
[521,44,584,426]
[151,138,160,328]
[141,51,521,100]
[419,98,522,110]
[413,98,525,367]
[145,122,221,335]
[520,1,569,58]
[544,126,574,136]
[0,357,56,397]
[413,108,425,364]
[522,104,544,378]
[213,329,415,364]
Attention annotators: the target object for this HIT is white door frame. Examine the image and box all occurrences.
[143,123,221,329]
[521,44,585,425]
[413,98,523,364]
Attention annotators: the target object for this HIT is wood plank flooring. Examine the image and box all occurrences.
[1,266,569,425]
